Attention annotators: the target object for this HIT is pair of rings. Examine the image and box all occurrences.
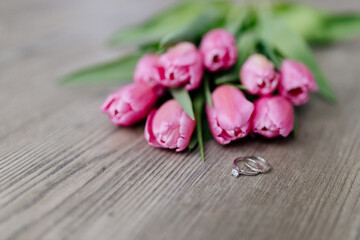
[232,156,271,177]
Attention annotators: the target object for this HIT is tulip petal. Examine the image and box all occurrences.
[145,100,195,151]
[279,59,318,105]
[100,94,116,113]
[206,85,254,145]
[206,104,231,145]
[156,42,203,90]
[200,29,237,72]
[134,54,165,96]
[144,110,162,147]
[240,54,279,95]
[101,83,157,126]
[176,111,196,151]
[252,96,294,138]
[212,86,253,131]
[185,60,203,91]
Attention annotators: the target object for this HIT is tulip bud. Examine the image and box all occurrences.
[101,82,157,126]
[206,85,254,145]
[240,54,279,95]
[145,99,195,152]
[252,96,294,138]
[279,59,318,106]
[200,28,237,72]
[156,42,203,91]
[134,54,165,96]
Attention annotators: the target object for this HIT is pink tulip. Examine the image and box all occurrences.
[206,85,254,145]
[240,54,279,95]
[134,54,165,96]
[200,28,237,72]
[279,59,318,106]
[156,42,203,91]
[252,96,294,138]
[101,82,157,126]
[145,99,195,151]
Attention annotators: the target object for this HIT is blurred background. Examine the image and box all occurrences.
[1,0,359,136]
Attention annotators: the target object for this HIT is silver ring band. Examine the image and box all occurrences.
[232,156,271,177]
[232,157,259,177]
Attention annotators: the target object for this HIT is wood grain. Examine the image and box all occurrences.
[1,0,360,239]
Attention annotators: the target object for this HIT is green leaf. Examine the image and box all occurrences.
[225,84,247,90]
[204,75,213,108]
[169,87,195,120]
[193,94,205,162]
[108,2,205,46]
[160,3,229,47]
[237,31,258,68]
[225,5,249,35]
[259,15,336,102]
[188,136,198,151]
[225,5,258,36]
[318,14,360,43]
[272,3,325,42]
[214,73,239,85]
[59,52,142,85]
[258,40,282,69]
[273,3,360,44]
[202,119,213,142]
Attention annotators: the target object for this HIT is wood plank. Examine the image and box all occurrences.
[0,0,360,239]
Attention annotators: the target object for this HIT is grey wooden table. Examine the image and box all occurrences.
[1,0,360,239]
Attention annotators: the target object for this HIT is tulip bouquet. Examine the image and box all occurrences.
[62,1,360,161]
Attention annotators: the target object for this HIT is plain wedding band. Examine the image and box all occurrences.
[244,156,272,173]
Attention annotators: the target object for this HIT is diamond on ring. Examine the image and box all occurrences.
[232,168,239,177]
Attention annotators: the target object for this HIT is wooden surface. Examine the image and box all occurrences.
[1,0,360,239]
